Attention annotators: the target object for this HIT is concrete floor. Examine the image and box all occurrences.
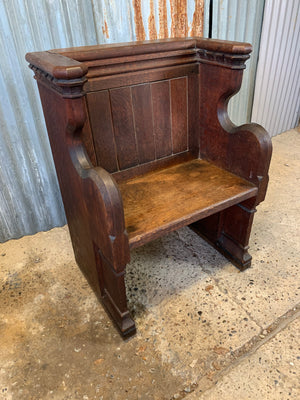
[0,128,299,400]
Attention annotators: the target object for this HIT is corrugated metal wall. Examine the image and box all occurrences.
[0,0,99,243]
[211,0,265,125]
[0,0,264,242]
[251,0,300,136]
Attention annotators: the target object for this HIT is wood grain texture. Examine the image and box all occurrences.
[112,152,193,183]
[36,79,134,336]
[87,75,196,172]
[86,90,118,172]
[188,71,200,155]
[118,159,257,248]
[51,37,250,60]
[81,97,97,166]
[199,63,272,203]
[110,87,139,170]
[85,64,198,92]
[131,84,156,163]
[191,200,256,270]
[26,50,88,79]
[151,80,172,158]
[170,77,188,153]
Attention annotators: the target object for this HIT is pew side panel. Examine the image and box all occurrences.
[191,39,272,270]
[26,51,135,336]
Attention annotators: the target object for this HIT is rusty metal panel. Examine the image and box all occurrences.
[91,0,205,43]
[251,0,300,136]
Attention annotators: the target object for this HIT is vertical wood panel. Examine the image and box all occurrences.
[82,97,98,167]
[86,91,119,172]
[110,87,139,169]
[188,72,200,155]
[131,84,156,163]
[170,77,188,154]
[151,80,172,159]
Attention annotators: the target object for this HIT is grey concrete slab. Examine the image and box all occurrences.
[0,128,299,400]
[188,317,300,400]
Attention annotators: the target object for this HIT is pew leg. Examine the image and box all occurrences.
[190,200,256,271]
[94,244,136,337]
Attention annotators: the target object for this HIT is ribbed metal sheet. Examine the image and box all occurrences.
[0,0,205,242]
[211,0,265,126]
[251,0,300,136]
[0,0,99,243]
[91,0,206,42]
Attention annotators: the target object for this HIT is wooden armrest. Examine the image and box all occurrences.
[215,99,272,202]
[25,51,87,80]
[226,123,272,204]
[196,37,252,55]
[70,143,130,272]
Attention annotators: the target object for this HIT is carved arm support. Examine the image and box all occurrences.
[70,141,130,272]
[196,39,272,205]
[26,51,130,273]
[68,108,130,272]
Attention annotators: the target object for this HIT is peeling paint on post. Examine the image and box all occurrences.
[102,20,109,39]
[158,0,169,38]
[170,0,188,37]
[133,0,146,40]
[132,0,204,41]
[190,0,204,36]
[148,0,158,39]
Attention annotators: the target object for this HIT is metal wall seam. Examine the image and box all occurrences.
[211,0,265,126]
[251,0,300,136]
[203,0,210,37]
[0,0,98,242]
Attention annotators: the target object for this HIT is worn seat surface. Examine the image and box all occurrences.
[118,159,257,248]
